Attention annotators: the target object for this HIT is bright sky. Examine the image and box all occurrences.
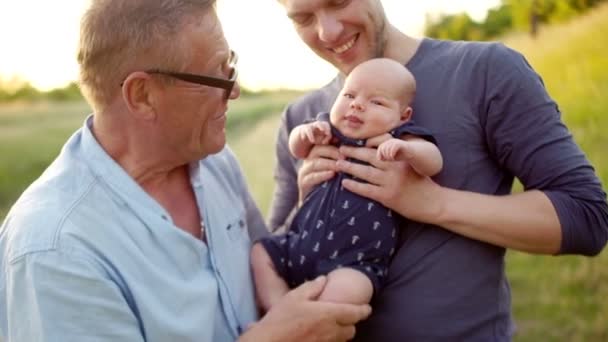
[0,0,499,91]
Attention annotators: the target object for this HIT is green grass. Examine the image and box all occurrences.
[0,92,302,219]
[501,5,608,341]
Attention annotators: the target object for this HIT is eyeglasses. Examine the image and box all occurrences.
[123,50,238,99]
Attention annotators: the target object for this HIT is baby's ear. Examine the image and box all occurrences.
[400,106,413,123]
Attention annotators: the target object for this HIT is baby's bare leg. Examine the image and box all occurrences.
[250,243,290,312]
[318,268,374,305]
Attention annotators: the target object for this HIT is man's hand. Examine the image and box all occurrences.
[336,145,444,224]
[240,276,371,342]
[297,144,341,203]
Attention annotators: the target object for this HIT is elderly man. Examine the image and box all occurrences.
[269,0,608,341]
[0,0,369,341]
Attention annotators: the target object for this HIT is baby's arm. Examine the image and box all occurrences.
[288,121,332,159]
[377,136,443,177]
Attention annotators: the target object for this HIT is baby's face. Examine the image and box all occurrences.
[330,65,410,140]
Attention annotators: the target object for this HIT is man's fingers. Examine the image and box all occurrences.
[339,146,378,165]
[330,303,372,325]
[342,179,383,202]
[288,276,327,300]
[308,145,341,160]
[302,170,335,186]
[338,325,357,342]
[336,159,383,184]
[301,157,338,174]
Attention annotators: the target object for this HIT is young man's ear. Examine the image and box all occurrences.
[400,106,413,123]
[121,72,157,121]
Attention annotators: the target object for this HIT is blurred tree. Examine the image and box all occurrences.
[425,0,607,40]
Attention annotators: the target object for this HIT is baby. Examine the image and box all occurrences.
[251,58,443,311]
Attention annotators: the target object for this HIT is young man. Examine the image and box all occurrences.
[270,0,608,340]
[0,1,370,341]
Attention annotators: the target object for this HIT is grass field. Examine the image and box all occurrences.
[1,4,607,341]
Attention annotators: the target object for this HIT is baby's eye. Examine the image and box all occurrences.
[343,93,354,99]
[371,100,383,106]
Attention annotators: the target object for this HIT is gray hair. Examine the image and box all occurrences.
[77,0,216,111]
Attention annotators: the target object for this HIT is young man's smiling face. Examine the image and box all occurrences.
[280,0,388,76]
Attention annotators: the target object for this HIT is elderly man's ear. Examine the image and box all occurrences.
[121,72,159,120]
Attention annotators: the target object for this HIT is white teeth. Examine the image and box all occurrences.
[333,37,355,54]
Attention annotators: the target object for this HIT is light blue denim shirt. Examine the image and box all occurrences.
[0,116,268,342]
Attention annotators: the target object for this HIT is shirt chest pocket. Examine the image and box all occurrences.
[225,215,249,243]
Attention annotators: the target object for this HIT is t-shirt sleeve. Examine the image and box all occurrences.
[391,121,438,145]
[482,43,608,255]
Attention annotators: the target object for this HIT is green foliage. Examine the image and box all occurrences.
[425,0,607,40]
[0,81,84,103]
[502,5,608,341]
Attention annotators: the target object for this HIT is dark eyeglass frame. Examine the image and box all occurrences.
[123,50,238,99]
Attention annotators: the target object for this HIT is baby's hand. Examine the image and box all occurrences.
[300,121,332,145]
[377,139,410,161]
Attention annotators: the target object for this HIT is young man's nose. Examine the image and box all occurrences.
[317,12,342,43]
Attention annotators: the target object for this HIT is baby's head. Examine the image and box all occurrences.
[329,58,416,139]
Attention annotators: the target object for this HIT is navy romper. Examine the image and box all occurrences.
[260,112,436,293]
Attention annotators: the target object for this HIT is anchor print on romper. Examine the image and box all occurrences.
[322,181,328,188]
[373,221,381,230]
[330,250,339,259]
[301,230,309,239]
[352,235,360,245]
[392,228,396,238]
[316,220,324,229]
[313,242,320,253]
[342,200,350,210]
[300,255,306,265]
[305,210,312,220]
[389,247,395,256]
[357,252,365,262]
[367,202,375,211]
[387,209,392,217]
[330,209,336,218]
[375,240,382,249]
[348,217,356,226]
[327,231,334,240]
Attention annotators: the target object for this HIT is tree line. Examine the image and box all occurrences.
[0,79,263,104]
[0,81,83,103]
[425,0,607,41]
